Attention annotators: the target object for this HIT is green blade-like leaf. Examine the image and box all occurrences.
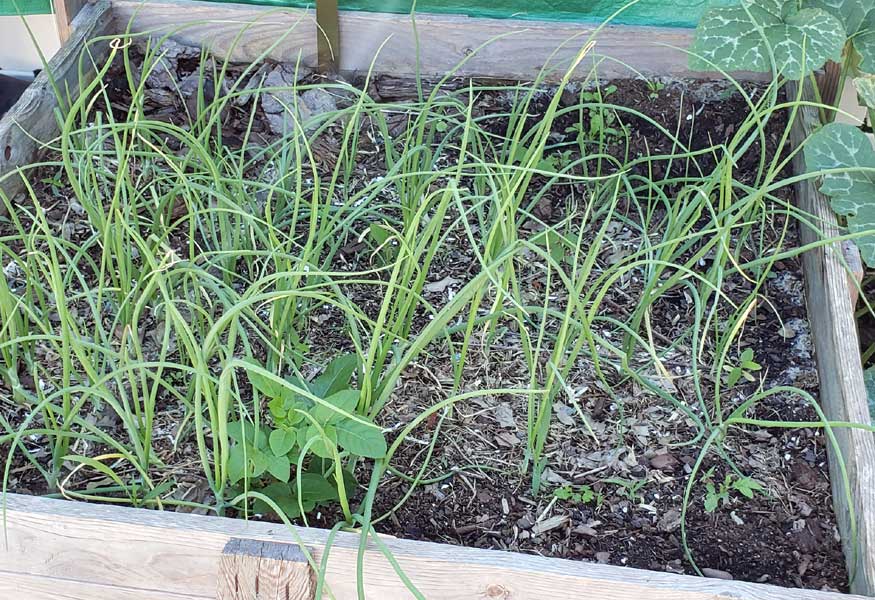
[336,419,387,458]
[690,0,845,79]
[804,122,875,265]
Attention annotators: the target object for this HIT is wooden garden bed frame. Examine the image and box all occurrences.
[1,0,874,597]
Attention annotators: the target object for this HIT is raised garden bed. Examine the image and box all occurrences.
[1,1,874,598]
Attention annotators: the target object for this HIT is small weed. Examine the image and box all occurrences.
[702,469,765,513]
[603,477,647,504]
[724,348,762,387]
[646,80,665,99]
[553,484,603,506]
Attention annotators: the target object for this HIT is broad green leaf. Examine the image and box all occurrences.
[310,354,358,398]
[690,0,845,79]
[269,396,309,426]
[226,442,268,484]
[267,454,291,482]
[268,396,286,420]
[298,424,338,459]
[855,30,875,72]
[227,445,246,484]
[704,495,719,513]
[226,420,267,448]
[310,389,360,424]
[531,229,566,264]
[732,477,764,499]
[807,0,874,35]
[269,428,297,457]
[296,472,340,503]
[807,1,875,70]
[854,74,875,109]
[727,366,742,387]
[244,360,291,401]
[253,482,315,519]
[804,122,875,266]
[336,419,387,458]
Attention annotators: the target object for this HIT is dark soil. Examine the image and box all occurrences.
[0,45,849,593]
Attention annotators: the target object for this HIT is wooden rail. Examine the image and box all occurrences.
[0,2,872,598]
[790,81,875,597]
[1,493,870,600]
[110,0,745,82]
[53,0,88,43]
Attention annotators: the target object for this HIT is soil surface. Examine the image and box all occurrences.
[0,45,849,593]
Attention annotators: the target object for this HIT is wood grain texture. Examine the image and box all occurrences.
[110,0,765,82]
[2,493,869,600]
[0,570,208,599]
[0,0,112,216]
[789,81,875,597]
[53,0,89,43]
[217,538,314,600]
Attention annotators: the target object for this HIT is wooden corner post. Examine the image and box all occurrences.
[52,0,87,43]
[316,0,340,73]
[217,538,315,600]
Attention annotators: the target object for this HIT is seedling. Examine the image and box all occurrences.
[646,80,665,99]
[553,484,603,506]
[603,477,647,504]
[702,470,765,513]
[724,348,762,387]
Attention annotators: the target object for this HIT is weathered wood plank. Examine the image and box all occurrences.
[110,0,762,82]
[1,493,868,600]
[0,0,113,215]
[217,538,314,600]
[0,569,209,600]
[789,81,875,597]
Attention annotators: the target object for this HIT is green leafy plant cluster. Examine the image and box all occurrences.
[693,0,875,266]
[553,483,602,506]
[228,356,386,520]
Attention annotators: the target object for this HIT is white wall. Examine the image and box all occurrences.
[0,14,60,75]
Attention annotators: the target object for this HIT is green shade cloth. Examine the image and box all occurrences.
[218,0,724,28]
[0,0,51,16]
[1,0,728,26]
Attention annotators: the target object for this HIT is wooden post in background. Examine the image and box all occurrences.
[52,0,86,43]
[217,538,315,600]
[316,0,340,73]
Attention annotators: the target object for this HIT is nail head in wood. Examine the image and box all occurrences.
[217,538,315,600]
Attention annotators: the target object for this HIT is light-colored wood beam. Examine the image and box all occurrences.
[1,493,869,600]
[53,0,87,44]
[790,81,875,597]
[217,538,315,600]
[109,0,765,82]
